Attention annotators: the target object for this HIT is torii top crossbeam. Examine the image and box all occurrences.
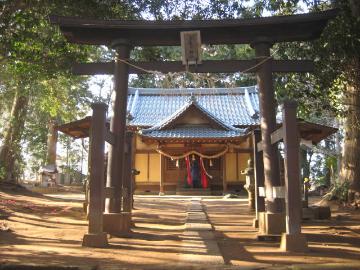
[50,9,337,46]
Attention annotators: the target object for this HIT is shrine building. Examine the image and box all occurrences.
[58,85,336,195]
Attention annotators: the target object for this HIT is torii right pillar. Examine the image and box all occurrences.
[252,39,286,235]
[103,39,131,234]
[280,101,308,252]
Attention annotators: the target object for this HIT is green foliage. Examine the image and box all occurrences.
[324,181,350,201]
[0,0,140,180]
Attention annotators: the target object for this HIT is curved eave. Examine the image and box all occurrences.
[139,135,247,144]
[49,9,337,46]
[55,116,92,139]
[298,120,337,144]
[246,120,337,144]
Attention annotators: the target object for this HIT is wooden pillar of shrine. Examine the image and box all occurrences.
[103,39,131,234]
[82,103,108,247]
[159,155,165,195]
[253,40,285,235]
[252,129,265,228]
[280,101,307,251]
[222,156,228,194]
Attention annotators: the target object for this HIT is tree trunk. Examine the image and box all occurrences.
[46,119,58,165]
[323,139,331,187]
[0,89,28,183]
[340,57,360,193]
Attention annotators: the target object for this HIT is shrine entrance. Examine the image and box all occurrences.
[51,9,337,252]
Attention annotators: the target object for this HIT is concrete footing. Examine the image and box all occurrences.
[82,232,108,247]
[302,206,331,220]
[258,212,286,235]
[280,233,308,252]
[312,206,331,219]
[257,234,281,242]
[103,212,132,235]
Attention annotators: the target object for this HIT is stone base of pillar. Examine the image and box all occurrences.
[82,232,108,247]
[252,218,259,228]
[258,212,286,235]
[103,212,132,235]
[159,192,165,196]
[280,233,308,252]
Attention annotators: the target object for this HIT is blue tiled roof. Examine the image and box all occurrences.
[127,86,259,127]
[140,94,247,140]
[145,95,239,132]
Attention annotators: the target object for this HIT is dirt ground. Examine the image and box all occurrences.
[1,187,360,270]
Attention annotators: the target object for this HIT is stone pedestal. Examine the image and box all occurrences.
[258,212,286,235]
[82,232,108,248]
[280,233,308,252]
[103,212,132,235]
[246,189,255,209]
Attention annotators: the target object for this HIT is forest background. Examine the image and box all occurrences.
[0,0,359,201]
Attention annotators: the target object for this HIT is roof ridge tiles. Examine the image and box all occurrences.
[128,86,257,95]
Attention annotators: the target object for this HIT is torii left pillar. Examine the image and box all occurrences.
[82,103,108,247]
[103,39,131,234]
[252,39,285,236]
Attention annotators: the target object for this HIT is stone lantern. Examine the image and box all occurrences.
[242,159,255,210]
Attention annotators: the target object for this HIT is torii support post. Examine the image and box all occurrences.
[123,131,133,212]
[103,39,131,234]
[116,132,133,235]
[252,129,265,228]
[280,101,308,252]
[82,103,108,247]
[253,40,285,235]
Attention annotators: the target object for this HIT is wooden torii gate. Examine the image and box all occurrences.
[50,10,337,249]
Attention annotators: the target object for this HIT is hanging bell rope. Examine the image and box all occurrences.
[156,145,229,160]
[200,157,213,179]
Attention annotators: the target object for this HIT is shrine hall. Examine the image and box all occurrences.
[58,85,336,195]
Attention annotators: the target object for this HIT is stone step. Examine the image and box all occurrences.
[176,188,212,196]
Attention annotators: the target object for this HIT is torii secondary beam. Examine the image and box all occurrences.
[72,60,314,75]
